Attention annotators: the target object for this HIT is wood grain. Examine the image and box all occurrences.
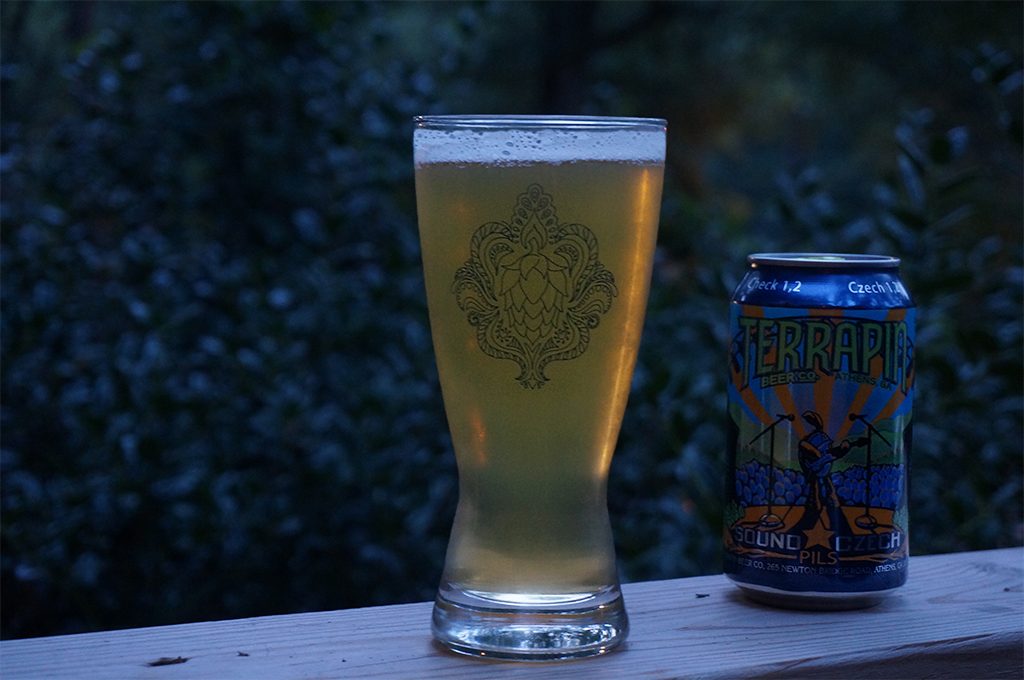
[1,548,1020,680]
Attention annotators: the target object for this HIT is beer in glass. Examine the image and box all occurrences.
[413,116,665,660]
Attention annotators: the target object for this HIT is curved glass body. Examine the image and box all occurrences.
[414,116,665,660]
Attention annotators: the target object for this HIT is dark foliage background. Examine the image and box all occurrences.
[2,1,1021,638]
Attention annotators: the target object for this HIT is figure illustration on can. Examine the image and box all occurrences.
[794,410,868,533]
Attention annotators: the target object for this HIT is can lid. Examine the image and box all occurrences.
[747,253,901,269]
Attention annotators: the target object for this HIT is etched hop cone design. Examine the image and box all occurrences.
[452,184,618,388]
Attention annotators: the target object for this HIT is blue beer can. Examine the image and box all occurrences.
[724,253,914,609]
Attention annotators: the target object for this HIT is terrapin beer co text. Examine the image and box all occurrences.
[724,254,914,609]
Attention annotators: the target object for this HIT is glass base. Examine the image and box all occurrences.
[431,583,628,661]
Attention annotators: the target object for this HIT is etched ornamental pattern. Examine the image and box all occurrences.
[452,184,618,388]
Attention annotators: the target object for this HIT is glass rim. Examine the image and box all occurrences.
[414,115,667,131]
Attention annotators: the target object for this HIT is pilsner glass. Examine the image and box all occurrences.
[413,115,665,660]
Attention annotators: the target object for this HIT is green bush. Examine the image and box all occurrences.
[2,1,1020,637]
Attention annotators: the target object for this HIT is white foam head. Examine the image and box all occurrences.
[414,116,666,166]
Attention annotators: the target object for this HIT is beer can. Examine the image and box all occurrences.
[723,253,914,609]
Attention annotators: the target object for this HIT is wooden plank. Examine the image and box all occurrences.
[1,548,1020,680]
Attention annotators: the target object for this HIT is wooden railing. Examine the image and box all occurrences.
[1,547,1020,679]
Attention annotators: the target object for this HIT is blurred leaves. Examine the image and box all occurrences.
[2,1,1021,638]
[1,1,457,637]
